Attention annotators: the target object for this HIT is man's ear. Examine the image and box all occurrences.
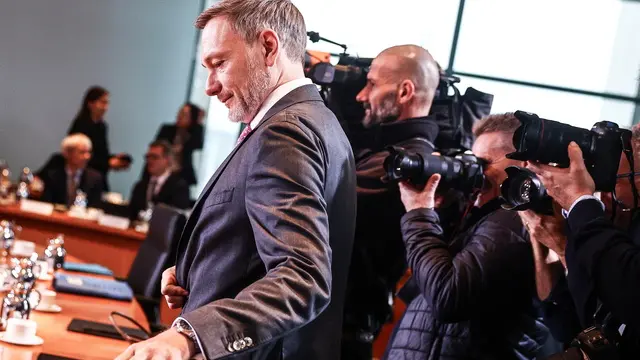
[397,79,416,105]
[258,29,280,67]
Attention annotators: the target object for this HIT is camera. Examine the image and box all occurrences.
[507,111,631,192]
[546,325,620,360]
[500,166,553,214]
[383,147,485,192]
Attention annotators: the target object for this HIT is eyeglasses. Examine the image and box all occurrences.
[109,311,152,343]
[145,154,162,161]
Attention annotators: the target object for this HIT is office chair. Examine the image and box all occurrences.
[123,203,186,333]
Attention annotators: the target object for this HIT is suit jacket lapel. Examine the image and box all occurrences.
[176,85,325,262]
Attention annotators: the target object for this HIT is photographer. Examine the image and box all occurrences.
[341,44,441,360]
[384,113,550,360]
[527,124,640,357]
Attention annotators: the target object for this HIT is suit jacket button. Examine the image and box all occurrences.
[233,339,246,351]
[244,337,253,347]
[227,343,235,353]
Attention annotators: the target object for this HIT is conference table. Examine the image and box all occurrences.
[0,204,146,278]
[0,248,149,360]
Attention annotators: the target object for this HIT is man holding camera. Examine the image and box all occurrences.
[341,44,441,359]
[384,113,549,359]
[526,124,640,358]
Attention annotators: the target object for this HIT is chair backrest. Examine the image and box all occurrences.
[126,203,186,298]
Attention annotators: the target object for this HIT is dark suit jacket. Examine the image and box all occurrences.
[38,157,104,208]
[155,124,204,185]
[565,199,640,356]
[128,172,190,220]
[175,84,357,359]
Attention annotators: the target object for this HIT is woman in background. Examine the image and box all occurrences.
[154,103,204,186]
[68,86,130,190]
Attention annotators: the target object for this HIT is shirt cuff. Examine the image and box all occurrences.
[561,195,604,219]
[173,317,205,358]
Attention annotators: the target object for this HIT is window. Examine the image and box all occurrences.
[454,0,640,97]
[295,0,460,65]
[457,76,636,129]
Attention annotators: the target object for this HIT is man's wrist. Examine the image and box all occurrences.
[562,194,603,218]
[173,319,200,356]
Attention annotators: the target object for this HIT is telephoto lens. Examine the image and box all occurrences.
[499,166,553,214]
[507,110,630,191]
[383,147,485,193]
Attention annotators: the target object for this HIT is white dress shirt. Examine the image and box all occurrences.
[149,170,171,196]
[249,77,313,130]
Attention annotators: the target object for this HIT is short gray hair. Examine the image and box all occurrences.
[195,0,307,64]
[62,133,92,152]
[473,112,521,138]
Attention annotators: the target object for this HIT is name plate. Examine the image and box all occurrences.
[20,199,54,216]
[97,214,130,230]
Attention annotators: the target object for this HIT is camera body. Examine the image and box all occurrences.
[507,111,630,192]
[383,147,485,193]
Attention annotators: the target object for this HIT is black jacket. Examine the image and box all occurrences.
[175,85,357,359]
[128,172,191,220]
[385,199,549,360]
[155,124,204,185]
[37,154,104,208]
[565,198,640,357]
[344,117,438,334]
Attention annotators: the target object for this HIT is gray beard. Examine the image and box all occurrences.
[228,58,271,124]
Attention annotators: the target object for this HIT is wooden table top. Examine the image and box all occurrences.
[0,249,149,360]
[0,204,146,242]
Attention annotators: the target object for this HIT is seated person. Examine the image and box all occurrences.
[36,134,104,208]
[128,140,190,220]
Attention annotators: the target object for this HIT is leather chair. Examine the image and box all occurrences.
[124,203,186,332]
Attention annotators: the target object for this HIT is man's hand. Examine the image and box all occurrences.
[527,142,595,210]
[115,328,195,360]
[399,174,442,212]
[518,209,568,266]
[161,266,188,309]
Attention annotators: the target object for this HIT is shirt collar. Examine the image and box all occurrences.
[151,170,171,184]
[249,78,313,130]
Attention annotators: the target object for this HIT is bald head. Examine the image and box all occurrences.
[375,45,440,94]
[356,45,441,127]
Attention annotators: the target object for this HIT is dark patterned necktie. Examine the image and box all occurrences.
[236,124,253,145]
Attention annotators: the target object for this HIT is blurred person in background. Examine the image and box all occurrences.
[36,133,103,208]
[67,86,131,190]
[154,103,205,187]
[128,140,190,221]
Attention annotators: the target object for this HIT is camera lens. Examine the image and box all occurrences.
[519,178,532,202]
[500,166,553,214]
[508,111,594,168]
[384,148,485,192]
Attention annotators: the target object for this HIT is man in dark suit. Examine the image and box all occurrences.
[128,140,191,221]
[116,1,356,360]
[37,133,104,208]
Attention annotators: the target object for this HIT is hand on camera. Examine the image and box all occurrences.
[161,266,188,309]
[527,142,596,211]
[399,174,442,212]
